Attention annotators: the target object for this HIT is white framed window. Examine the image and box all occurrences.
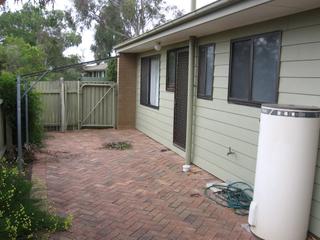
[140,55,160,108]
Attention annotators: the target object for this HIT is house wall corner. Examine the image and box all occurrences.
[116,53,137,129]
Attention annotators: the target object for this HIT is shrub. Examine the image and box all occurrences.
[106,58,117,82]
[27,89,44,146]
[0,72,44,146]
[0,160,72,239]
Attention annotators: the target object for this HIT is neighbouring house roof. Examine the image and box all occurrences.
[114,0,320,53]
[83,63,108,72]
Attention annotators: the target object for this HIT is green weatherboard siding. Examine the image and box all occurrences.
[135,8,320,237]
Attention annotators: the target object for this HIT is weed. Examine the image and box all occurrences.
[103,141,132,150]
[0,159,72,239]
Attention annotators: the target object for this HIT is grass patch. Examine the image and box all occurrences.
[103,141,132,150]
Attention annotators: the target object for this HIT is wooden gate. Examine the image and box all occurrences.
[80,82,116,128]
[34,80,116,130]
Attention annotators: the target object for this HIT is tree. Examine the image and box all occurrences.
[0,0,54,8]
[72,0,183,58]
[0,3,81,68]
[120,0,183,37]
[0,37,47,145]
[90,1,126,58]
[0,37,46,75]
[106,58,117,82]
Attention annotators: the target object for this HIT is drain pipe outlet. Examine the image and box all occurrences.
[183,36,196,173]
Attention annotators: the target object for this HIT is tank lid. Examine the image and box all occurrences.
[262,104,320,112]
[261,104,320,118]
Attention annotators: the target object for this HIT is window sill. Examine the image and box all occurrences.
[140,103,160,110]
[228,98,275,108]
[197,95,213,100]
[166,87,175,92]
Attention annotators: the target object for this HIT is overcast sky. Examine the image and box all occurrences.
[8,0,217,61]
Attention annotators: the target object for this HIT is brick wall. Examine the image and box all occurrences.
[116,53,137,129]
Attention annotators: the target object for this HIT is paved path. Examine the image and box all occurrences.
[33,129,254,240]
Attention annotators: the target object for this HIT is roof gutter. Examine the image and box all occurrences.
[114,0,243,51]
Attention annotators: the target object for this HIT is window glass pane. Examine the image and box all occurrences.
[230,40,251,100]
[205,45,214,97]
[140,58,149,105]
[149,57,160,107]
[252,32,280,103]
[167,51,176,90]
[197,46,206,96]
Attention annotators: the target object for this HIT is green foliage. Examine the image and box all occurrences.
[0,161,72,240]
[49,54,82,81]
[1,1,55,9]
[0,37,46,75]
[103,141,132,150]
[0,72,44,145]
[0,3,82,68]
[106,59,117,82]
[90,2,127,59]
[0,4,83,80]
[27,90,44,146]
[0,73,17,127]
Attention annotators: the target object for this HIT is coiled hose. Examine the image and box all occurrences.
[204,181,253,216]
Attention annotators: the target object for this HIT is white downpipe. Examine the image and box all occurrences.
[184,36,196,172]
[190,0,196,11]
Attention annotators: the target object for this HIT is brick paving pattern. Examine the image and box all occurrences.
[32,129,255,240]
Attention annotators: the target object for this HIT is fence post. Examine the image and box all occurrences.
[77,80,81,130]
[112,84,116,128]
[114,82,118,129]
[60,77,66,132]
[16,75,24,172]
[24,79,29,145]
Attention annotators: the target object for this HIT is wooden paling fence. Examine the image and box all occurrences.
[34,80,116,131]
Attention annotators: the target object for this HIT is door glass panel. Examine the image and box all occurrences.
[167,51,176,90]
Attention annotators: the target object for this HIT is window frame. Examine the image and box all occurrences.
[166,46,188,92]
[140,54,161,109]
[228,31,282,107]
[197,43,215,100]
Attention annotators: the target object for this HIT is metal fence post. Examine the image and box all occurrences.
[112,84,115,128]
[16,75,24,172]
[24,79,29,145]
[77,80,81,130]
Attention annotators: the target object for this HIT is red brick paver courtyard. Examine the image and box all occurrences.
[32,129,255,240]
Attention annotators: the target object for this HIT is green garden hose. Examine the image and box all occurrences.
[204,181,253,216]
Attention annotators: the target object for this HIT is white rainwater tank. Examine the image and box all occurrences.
[249,104,320,240]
